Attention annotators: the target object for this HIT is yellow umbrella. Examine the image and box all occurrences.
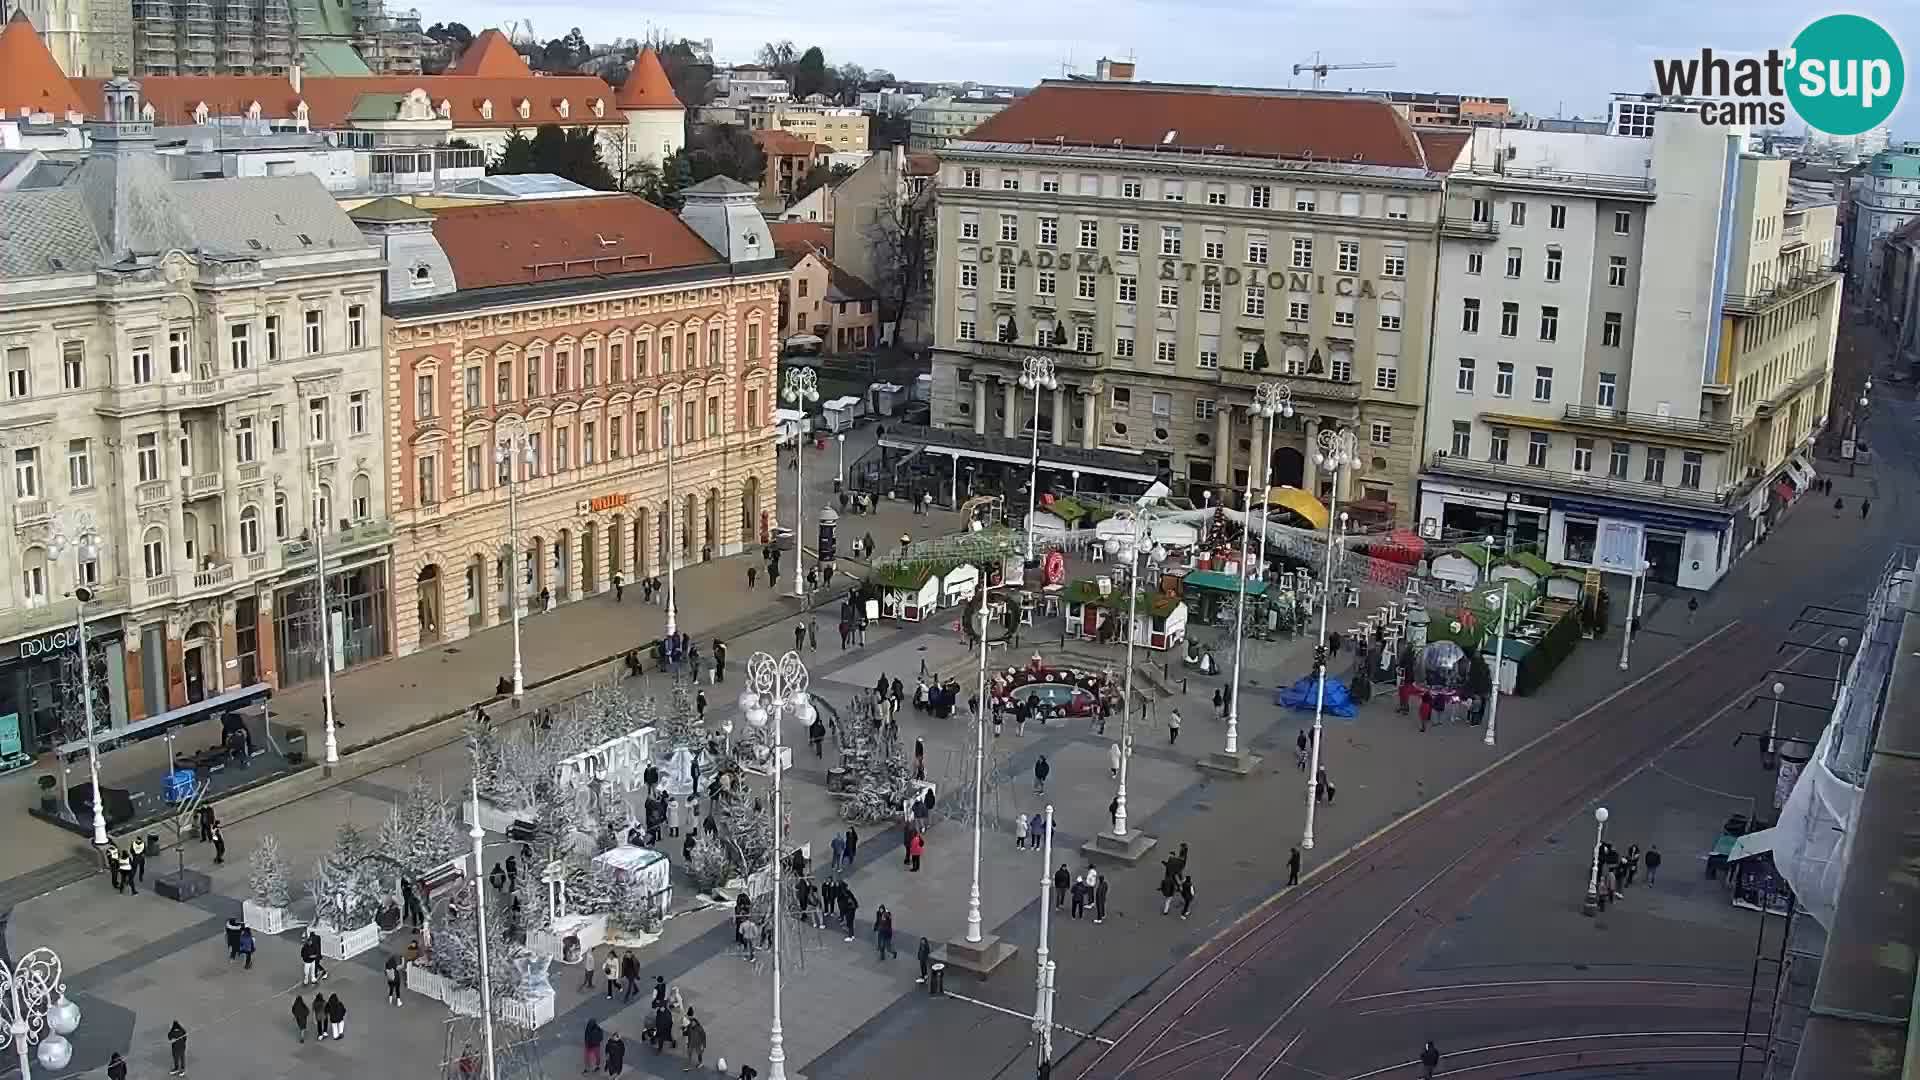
[1263,486,1329,529]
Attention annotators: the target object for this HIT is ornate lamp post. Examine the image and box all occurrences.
[1250,383,1295,575]
[495,424,536,701]
[1101,498,1167,841]
[1484,550,1509,749]
[1301,427,1357,851]
[1018,356,1058,563]
[783,369,820,599]
[1582,805,1610,915]
[1221,383,1293,766]
[308,455,340,764]
[1032,803,1057,1071]
[740,651,814,1080]
[1616,556,1649,672]
[0,948,82,1080]
[49,517,108,847]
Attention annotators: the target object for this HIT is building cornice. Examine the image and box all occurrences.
[386,259,791,325]
[939,141,1442,191]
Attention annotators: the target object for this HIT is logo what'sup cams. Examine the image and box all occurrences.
[1650,15,1904,136]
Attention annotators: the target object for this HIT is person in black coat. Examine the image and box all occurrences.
[651,1002,675,1051]
[107,1053,127,1080]
[605,1031,628,1077]
[324,994,346,1041]
[166,1020,188,1075]
[1053,864,1071,909]
[311,992,329,1038]
[291,993,310,1042]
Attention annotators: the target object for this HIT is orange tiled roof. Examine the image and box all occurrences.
[70,73,623,129]
[446,29,531,77]
[615,46,682,110]
[966,80,1427,169]
[0,11,85,117]
[770,221,831,258]
[906,151,938,176]
[1417,128,1470,170]
[753,128,827,158]
[428,194,722,291]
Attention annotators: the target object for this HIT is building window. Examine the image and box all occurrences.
[1194,398,1217,421]
[1001,172,1020,191]
[1545,249,1562,282]
[1614,210,1631,235]
[1539,306,1559,341]
[1120,223,1139,252]
[1382,248,1406,278]
[1488,426,1509,463]
[1287,298,1309,321]
[1609,442,1630,479]
[1643,447,1666,484]
[240,505,261,556]
[526,354,543,397]
[1379,305,1401,331]
[417,455,438,505]
[1247,237,1269,265]
[1375,354,1398,391]
[1077,274,1097,301]
[1249,185,1272,209]
[1471,198,1491,223]
[67,438,92,490]
[1075,325,1095,353]
[1121,179,1143,199]
[221,322,250,370]
[1494,361,1514,398]
[1572,438,1594,473]
[1509,201,1527,226]
[1504,248,1522,277]
[265,315,280,361]
[1040,174,1060,193]
[56,341,83,391]
[12,448,37,499]
[1534,365,1554,402]
[1037,270,1056,297]
[1527,431,1549,467]
[1337,241,1359,273]
[272,492,288,539]
[130,343,155,386]
[1155,339,1177,365]
[1295,190,1316,213]
[1291,237,1313,269]
[1450,421,1471,456]
[1461,298,1480,333]
[1114,336,1134,359]
[136,433,160,482]
[1601,312,1623,348]
[1039,216,1058,246]
[1597,372,1618,407]
[1110,386,1131,411]
[495,360,513,403]
[952,262,976,291]
[1205,237,1225,261]
[1456,357,1476,393]
[4,349,28,400]
[307,396,329,442]
[1466,251,1483,275]
[1198,347,1219,370]
[1330,352,1353,382]
[347,304,366,349]
[997,265,1017,292]
[465,444,483,493]
[270,410,284,452]
[463,365,482,409]
[1153,285,1179,313]
[168,328,189,374]
[958,320,976,341]
[143,527,166,579]
[961,167,980,188]
[1160,225,1182,256]
[999,214,1018,243]
[304,309,323,354]
[1240,344,1260,371]
[1608,256,1629,287]
[1549,204,1567,229]
[1118,276,1137,303]
[1333,304,1355,328]
[1370,422,1392,446]
[1200,281,1221,312]
[960,216,979,241]
[1078,220,1098,248]
[1385,196,1409,220]
[1680,450,1703,489]
[1244,284,1266,318]
[1500,302,1519,338]
[583,345,599,386]
[415,373,434,420]
[233,418,255,465]
[1163,180,1185,202]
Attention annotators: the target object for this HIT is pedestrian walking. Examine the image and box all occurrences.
[807,619,819,651]
[1211,687,1224,720]
[1053,864,1070,910]
[683,1010,708,1071]
[1168,707,1181,744]
[1109,740,1122,779]
[130,834,147,881]
[794,623,806,652]
[1070,876,1087,919]
[613,572,625,602]
[1094,875,1109,924]
[830,831,845,870]
[225,916,245,962]
[325,994,346,1041]
[602,951,620,999]
[1179,874,1196,919]
[748,565,757,589]
[1296,729,1310,770]
[211,822,226,864]
[621,951,640,1002]
[1108,796,1119,831]
[1420,1041,1441,1080]
[1015,811,1029,849]
[117,846,136,893]
[1159,872,1178,915]
[385,953,405,1006]
[1315,766,1332,804]
[669,986,686,1044]
[107,1053,127,1080]
[840,885,860,941]
[1288,846,1301,887]
[908,831,924,872]
[1835,495,1845,517]
[237,926,256,969]
[845,826,859,862]
[1687,597,1699,624]
[291,993,310,1043]
[1863,498,1873,519]
[875,905,897,959]
[605,1031,627,1078]
[1034,754,1050,794]
[167,1020,188,1074]
[1645,845,1662,885]
[585,1019,605,1072]
[1625,844,1642,887]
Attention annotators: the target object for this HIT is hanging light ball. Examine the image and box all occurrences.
[745,703,769,729]
[794,699,818,725]
[37,1035,73,1071]
[1103,537,1122,555]
[736,689,759,713]
[47,995,80,1035]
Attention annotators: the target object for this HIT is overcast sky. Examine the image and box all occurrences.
[452,0,1916,136]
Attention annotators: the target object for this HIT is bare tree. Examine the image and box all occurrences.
[864,174,934,347]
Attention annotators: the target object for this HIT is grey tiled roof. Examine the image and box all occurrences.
[0,189,100,276]
[681,175,756,196]
[169,174,368,256]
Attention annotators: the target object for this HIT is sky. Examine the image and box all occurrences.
[443,0,1918,138]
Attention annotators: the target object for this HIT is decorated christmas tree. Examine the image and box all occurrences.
[686,835,738,892]
[526,774,582,867]
[308,822,386,930]
[840,724,914,824]
[379,776,465,878]
[658,684,706,753]
[247,834,292,908]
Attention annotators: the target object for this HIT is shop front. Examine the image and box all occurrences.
[272,559,392,687]
[1545,500,1732,592]
[1415,481,1551,552]
[0,618,131,755]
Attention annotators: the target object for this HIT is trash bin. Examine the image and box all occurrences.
[37,775,56,814]
[928,962,946,996]
[284,726,308,766]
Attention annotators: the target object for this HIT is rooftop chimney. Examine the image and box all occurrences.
[290,63,301,94]
[1095,57,1135,82]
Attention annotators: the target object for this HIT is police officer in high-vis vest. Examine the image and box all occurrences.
[129,834,147,882]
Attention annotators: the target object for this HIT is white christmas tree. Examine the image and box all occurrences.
[248,834,292,908]
[308,822,386,930]
[658,684,706,753]
[841,725,914,823]
[379,776,466,878]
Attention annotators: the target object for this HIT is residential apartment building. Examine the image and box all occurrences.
[908,94,1015,151]
[1420,120,1840,591]
[711,66,789,107]
[0,75,393,749]
[831,144,938,345]
[1384,91,1511,129]
[357,179,786,658]
[748,101,869,153]
[753,128,828,205]
[1883,220,1920,367]
[924,79,1446,520]
[1849,143,1920,297]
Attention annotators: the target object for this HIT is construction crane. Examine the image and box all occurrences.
[1292,52,1396,92]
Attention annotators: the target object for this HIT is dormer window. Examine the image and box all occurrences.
[411,264,433,289]
[591,98,605,118]
[141,102,156,122]
[516,99,530,120]
[479,99,493,120]
[294,101,309,129]
[193,102,209,124]
[437,99,451,119]
[558,99,570,120]
[247,100,261,121]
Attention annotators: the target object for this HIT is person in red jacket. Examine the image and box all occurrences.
[1419,689,1435,732]
[908,831,925,872]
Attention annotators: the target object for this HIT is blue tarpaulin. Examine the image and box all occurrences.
[1274,674,1357,718]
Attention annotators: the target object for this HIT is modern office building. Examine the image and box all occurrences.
[1849,142,1920,296]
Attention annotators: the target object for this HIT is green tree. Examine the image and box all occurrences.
[756,40,797,77]
[686,124,765,184]
[491,128,537,174]
[561,26,589,64]
[491,125,615,190]
[793,45,829,98]
[791,162,834,201]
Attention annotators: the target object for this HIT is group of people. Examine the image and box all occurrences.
[1052,863,1111,923]
[1592,841,1660,908]
[1157,844,1197,919]
[582,976,711,1073]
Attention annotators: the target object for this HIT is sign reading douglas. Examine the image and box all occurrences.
[1651,14,1904,135]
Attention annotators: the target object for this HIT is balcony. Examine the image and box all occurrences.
[190,560,234,590]
[1428,450,1736,511]
[1216,368,1363,401]
[1781,224,1808,251]
[281,518,395,567]
[1752,366,1829,420]
[1561,404,1740,442]
[1724,269,1841,316]
[0,584,129,643]
[187,471,223,498]
[98,374,265,419]
[1440,217,1499,241]
[14,499,49,526]
[136,481,171,506]
[308,442,339,464]
[951,339,1106,372]
[238,463,264,485]
[143,574,174,601]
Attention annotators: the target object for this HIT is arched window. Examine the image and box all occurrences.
[239,505,261,555]
[316,483,333,531]
[19,546,47,606]
[351,472,372,520]
[273,492,289,539]
[142,527,167,578]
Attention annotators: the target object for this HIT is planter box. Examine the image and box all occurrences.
[154,869,211,902]
[317,921,380,960]
[242,901,290,936]
[406,966,554,1029]
[461,799,530,836]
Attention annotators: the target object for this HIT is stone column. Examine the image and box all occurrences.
[218,598,239,696]
[165,425,186,590]
[122,630,146,721]
[258,590,279,686]
[1002,379,1019,439]
[164,616,186,710]
[218,413,241,570]
[1080,390,1098,450]
[1052,386,1067,446]
[972,379,988,436]
[568,527,586,601]
[1304,418,1321,497]
[1213,407,1231,491]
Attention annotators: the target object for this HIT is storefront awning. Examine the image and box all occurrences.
[1772,481,1797,504]
[1183,569,1268,596]
[1728,827,1779,863]
[1265,486,1329,529]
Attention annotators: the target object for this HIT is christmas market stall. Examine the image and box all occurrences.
[876,564,939,621]
[1179,568,1270,629]
[1062,578,1187,650]
[1429,543,1493,590]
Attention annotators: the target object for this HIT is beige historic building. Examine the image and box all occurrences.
[0,75,392,747]
[922,77,1448,522]
[358,177,787,658]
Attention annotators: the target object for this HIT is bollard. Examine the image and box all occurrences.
[929,961,946,996]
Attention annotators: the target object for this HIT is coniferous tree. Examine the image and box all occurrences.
[248,834,292,908]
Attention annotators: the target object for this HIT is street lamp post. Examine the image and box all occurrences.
[1032,803,1056,1071]
[783,369,820,599]
[495,427,536,701]
[1764,681,1785,770]
[1018,356,1059,564]
[1616,558,1649,672]
[835,433,845,490]
[1252,384,1294,575]
[1832,636,1850,702]
[1582,806,1609,915]
[740,651,814,1080]
[1485,549,1509,749]
[50,520,107,848]
[664,409,678,639]
[1224,383,1293,763]
[1302,429,1357,851]
[467,777,498,1080]
[964,585,1001,943]
[309,460,339,764]
[1102,500,1165,842]
[0,947,81,1080]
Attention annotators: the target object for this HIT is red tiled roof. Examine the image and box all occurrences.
[906,152,938,176]
[615,46,682,110]
[446,30,531,77]
[753,128,828,158]
[770,221,831,258]
[966,80,1426,169]
[1416,128,1470,170]
[0,11,84,116]
[71,73,622,129]
[429,194,721,291]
